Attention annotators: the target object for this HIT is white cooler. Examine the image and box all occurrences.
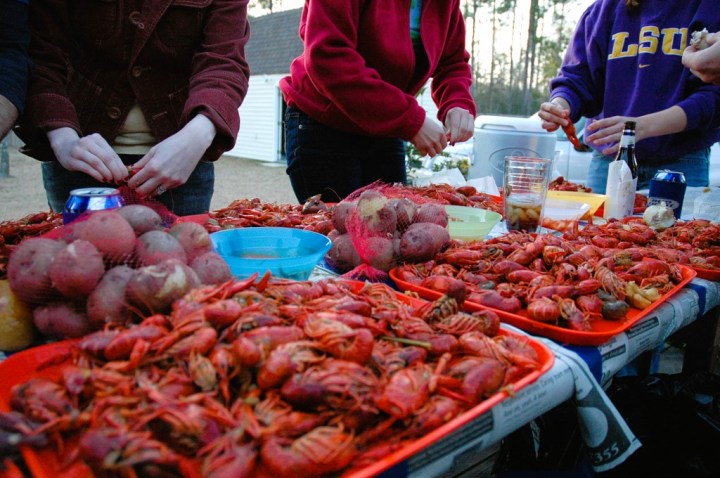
[470,115,557,187]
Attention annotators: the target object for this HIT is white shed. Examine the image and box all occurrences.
[227,8,440,163]
[227,9,304,163]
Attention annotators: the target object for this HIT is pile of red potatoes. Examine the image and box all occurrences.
[326,189,451,273]
[6,205,232,339]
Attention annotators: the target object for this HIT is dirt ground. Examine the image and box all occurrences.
[0,149,298,222]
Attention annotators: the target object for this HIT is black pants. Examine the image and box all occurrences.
[284,106,407,203]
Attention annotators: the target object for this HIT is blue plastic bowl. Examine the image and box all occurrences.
[210,227,332,280]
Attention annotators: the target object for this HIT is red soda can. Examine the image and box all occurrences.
[63,187,125,224]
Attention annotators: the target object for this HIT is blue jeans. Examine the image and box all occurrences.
[41,156,214,216]
[587,148,710,194]
[284,106,407,203]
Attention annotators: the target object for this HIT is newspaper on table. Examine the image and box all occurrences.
[541,338,642,472]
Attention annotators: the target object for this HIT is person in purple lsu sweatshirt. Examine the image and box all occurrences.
[538,0,720,193]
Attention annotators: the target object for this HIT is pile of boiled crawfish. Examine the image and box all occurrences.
[208,197,335,236]
[0,211,62,280]
[385,183,503,213]
[394,217,700,331]
[0,276,544,477]
[548,176,592,193]
[206,185,503,235]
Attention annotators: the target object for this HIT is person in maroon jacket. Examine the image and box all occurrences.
[280,0,477,203]
[17,0,250,215]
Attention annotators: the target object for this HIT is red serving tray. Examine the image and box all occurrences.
[689,266,720,282]
[175,213,210,225]
[390,265,697,347]
[0,290,554,478]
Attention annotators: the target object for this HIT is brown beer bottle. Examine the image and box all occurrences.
[615,121,638,180]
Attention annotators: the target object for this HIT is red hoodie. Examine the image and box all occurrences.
[279,0,476,141]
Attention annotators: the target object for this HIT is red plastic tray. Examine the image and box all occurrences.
[0,290,554,478]
[689,266,720,282]
[175,213,210,225]
[390,265,697,346]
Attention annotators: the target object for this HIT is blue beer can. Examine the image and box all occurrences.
[63,187,125,224]
[647,170,686,219]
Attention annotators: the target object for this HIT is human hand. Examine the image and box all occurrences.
[128,115,216,197]
[537,98,571,132]
[410,115,447,157]
[47,127,128,183]
[443,107,474,145]
[683,31,720,85]
[584,116,639,156]
[0,94,19,139]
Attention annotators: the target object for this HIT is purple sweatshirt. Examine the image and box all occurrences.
[550,0,720,162]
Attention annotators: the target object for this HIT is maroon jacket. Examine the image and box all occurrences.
[279,0,476,141]
[18,0,250,162]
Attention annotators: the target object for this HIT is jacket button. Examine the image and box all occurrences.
[129,11,141,25]
[131,66,143,78]
[107,107,121,120]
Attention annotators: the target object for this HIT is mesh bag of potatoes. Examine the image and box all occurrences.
[5,199,231,341]
[326,183,451,282]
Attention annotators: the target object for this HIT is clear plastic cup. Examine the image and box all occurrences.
[503,156,552,232]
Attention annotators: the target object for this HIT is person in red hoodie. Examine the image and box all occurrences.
[280,0,476,203]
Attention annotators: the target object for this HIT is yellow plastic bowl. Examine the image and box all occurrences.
[546,191,607,219]
[445,205,502,240]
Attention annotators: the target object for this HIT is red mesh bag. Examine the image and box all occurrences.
[5,189,230,340]
[326,182,450,282]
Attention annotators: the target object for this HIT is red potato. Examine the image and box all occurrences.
[86,265,135,327]
[169,222,213,261]
[33,301,90,338]
[48,239,105,298]
[7,237,65,304]
[354,189,397,234]
[399,222,450,262]
[327,229,341,242]
[325,233,362,272]
[126,259,201,314]
[364,236,396,272]
[415,203,449,227]
[78,210,136,263]
[388,197,418,232]
[190,251,233,285]
[59,219,85,242]
[117,204,163,234]
[135,230,188,266]
[331,201,357,234]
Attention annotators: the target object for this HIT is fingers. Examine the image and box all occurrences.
[127,147,189,197]
[444,108,474,145]
[416,139,446,158]
[127,150,162,195]
[538,102,570,130]
[412,116,447,157]
[584,117,625,145]
[48,129,125,184]
[68,134,128,183]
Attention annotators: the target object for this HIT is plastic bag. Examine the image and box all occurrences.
[692,187,720,221]
[604,160,636,220]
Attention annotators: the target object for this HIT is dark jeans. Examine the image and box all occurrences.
[284,106,407,203]
[41,156,214,216]
[587,148,710,194]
